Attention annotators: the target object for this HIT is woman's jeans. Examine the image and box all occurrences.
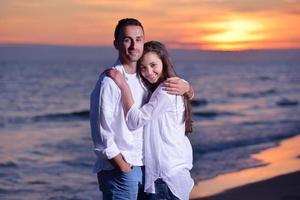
[97,166,150,200]
[149,179,180,200]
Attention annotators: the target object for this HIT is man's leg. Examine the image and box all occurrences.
[97,167,142,200]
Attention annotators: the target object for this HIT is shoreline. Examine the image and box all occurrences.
[193,170,300,200]
[190,134,300,199]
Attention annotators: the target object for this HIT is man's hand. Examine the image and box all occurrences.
[162,77,193,98]
[119,161,132,173]
[110,153,132,173]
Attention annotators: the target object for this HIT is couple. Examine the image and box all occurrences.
[90,18,194,200]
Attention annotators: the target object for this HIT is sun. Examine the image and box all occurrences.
[202,18,266,50]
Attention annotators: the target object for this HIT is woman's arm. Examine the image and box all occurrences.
[106,68,134,116]
[125,86,171,130]
[107,69,173,130]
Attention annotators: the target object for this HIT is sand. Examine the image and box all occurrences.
[193,170,300,200]
[190,135,300,200]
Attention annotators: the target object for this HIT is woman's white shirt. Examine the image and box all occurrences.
[126,84,194,200]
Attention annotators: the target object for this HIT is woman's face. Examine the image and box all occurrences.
[140,52,163,84]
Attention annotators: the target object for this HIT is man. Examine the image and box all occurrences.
[90,18,193,200]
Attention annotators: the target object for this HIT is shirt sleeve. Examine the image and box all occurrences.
[125,86,172,130]
[90,76,121,160]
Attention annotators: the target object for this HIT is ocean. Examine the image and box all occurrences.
[1,44,300,199]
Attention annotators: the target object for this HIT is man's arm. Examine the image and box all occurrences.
[90,76,131,172]
[162,77,194,99]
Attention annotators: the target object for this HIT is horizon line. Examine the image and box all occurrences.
[1,42,300,52]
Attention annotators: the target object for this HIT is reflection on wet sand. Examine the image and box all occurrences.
[190,134,300,199]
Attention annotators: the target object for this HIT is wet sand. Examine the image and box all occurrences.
[190,135,300,200]
[192,171,300,200]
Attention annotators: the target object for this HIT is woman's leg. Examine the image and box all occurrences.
[150,179,180,200]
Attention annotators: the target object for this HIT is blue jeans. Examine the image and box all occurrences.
[149,179,180,200]
[97,166,150,200]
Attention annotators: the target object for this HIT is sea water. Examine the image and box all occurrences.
[1,45,300,199]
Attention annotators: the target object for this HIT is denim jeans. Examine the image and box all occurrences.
[97,166,150,200]
[149,179,180,200]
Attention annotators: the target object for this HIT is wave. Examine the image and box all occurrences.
[33,110,89,122]
[4,108,238,125]
[61,159,93,168]
[27,180,48,185]
[0,161,18,169]
[193,110,242,118]
[276,98,299,107]
[193,131,299,155]
[228,89,277,98]
[2,110,90,126]
[0,188,9,194]
[258,75,273,81]
[240,119,300,126]
[191,98,208,107]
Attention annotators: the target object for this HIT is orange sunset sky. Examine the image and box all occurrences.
[1,0,300,50]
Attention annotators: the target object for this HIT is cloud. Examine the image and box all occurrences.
[1,0,300,49]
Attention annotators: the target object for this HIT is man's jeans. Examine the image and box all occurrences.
[97,166,150,200]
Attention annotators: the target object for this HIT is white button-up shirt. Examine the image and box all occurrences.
[90,60,148,173]
[126,85,194,200]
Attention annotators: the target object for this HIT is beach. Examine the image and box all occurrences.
[1,45,300,199]
[190,135,300,200]
[193,171,300,200]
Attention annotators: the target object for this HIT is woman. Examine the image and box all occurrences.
[107,41,193,200]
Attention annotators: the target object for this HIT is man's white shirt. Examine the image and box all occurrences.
[90,60,148,173]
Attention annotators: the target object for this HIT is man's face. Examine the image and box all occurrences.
[115,25,144,64]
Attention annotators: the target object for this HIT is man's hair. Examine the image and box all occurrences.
[114,18,144,41]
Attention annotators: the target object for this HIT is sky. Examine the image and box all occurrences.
[1,0,300,50]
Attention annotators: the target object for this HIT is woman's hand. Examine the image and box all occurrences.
[105,68,134,115]
[106,68,127,89]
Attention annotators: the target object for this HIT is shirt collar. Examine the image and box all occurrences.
[113,59,129,81]
[113,59,148,92]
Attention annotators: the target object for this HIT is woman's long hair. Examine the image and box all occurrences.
[137,41,192,133]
